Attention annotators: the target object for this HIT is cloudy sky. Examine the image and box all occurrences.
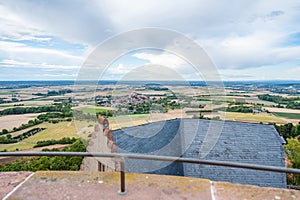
[0,0,300,81]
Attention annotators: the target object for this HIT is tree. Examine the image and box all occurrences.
[6,134,12,140]
[292,124,300,137]
[1,129,8,135]
[275,123,295,141]
[285,138,300,185]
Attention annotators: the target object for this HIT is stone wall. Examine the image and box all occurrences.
[81,117,119,172]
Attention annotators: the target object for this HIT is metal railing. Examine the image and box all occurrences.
[1,152,300,194]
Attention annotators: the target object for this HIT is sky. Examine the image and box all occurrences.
[0,0,300,81]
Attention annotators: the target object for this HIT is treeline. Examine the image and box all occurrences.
[258,94,287,104]
[73,110,97,121]
[275,123,300,141]
[258,94,300,109]
[37,112,73,121]
[0,139,86,171]
[0,119,43,136]
[73,110,113,121]
[213,105,265,113]
[0,103,71,116]
[287,102,300,110]
[226,106,253,113]
[48,89,72,96]
[34,137,77,148]
[0,103,72,134]
[0,128,46,144]
[33,89,72,97]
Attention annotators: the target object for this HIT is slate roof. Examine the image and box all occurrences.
[113,119,286,188]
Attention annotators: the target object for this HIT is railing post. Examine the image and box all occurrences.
[118,157,127,195]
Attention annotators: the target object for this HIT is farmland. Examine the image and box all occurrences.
[223,112,287,124]
[0,80,299,153]
[0,121,91,151]
[109,114,149,130]
[0,113,40,130]
[273,112,300,120]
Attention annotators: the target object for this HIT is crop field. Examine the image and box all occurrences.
[0,91,16,95]
[80,107,109,114]
[0,100,54,107]
[273,112,300,120]
[198,97,233,103]
[108,114,149,130]
[108,110,189,130]
[0,121,92,151]
[0,113,40,131]
[245,97,276,106]
[223,112,287,124]
[265,107,300,114]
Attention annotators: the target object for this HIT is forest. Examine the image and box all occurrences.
[0,139,86,171]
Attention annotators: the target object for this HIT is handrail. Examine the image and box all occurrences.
[1,151,299,195]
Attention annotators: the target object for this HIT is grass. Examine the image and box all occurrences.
[198,97,233,103]
[108,114,149,120]
[0,105,12,108]
[273,112,300,119]
[80,107,108,114]
[109,114,150,130]
[223,112,287,124]
[0,92,15,95]
[107,90,126,95]
[0,121,91,151]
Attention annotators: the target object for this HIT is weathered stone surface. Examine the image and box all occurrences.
[7,171,212,200]
[2,171,300,200]
[0,172,32,199]
[213,181,300,200]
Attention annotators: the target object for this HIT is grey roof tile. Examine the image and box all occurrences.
[113,119,286,188]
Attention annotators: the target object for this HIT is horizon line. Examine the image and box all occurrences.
[0,79,300,82]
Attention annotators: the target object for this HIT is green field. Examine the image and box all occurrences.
[107,90,126,95]
[80,107,108,114]
[109,114,150,130]
[0,91,15,95]
[108,114,149,120]
[223,112,287,124]
[0,105,12,108]
[273,112,300,119]
[0,121,91,151]
[198,97,233,102]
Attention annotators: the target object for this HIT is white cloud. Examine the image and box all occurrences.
[32,73,77,78]
[105,63,133,75]
[0,0,114,45]
[0,0,300,80]
[133,52,205,78]
[201,32,300,69]
[0,4,46,41]
[0,41,83,61]
[133,53,187,69]
[0,59,80,70]
[288,66,300,74]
